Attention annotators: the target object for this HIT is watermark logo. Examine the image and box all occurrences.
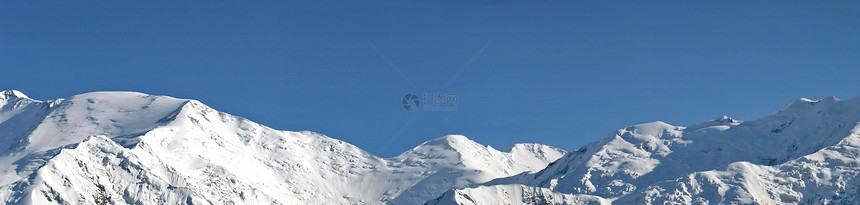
[402,93,457,112]
[367,38,490,160]
[402,93,421,111]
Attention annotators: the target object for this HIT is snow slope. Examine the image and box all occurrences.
[0,90,565,205]
[431,97,860,204]
[384,137,565,204]
[426,184,608,205]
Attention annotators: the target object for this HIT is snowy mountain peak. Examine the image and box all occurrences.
[686,115,743,132]
[0,90,29,98]
[68,91,183,104]
[397,135,492,160]
[778,96,842,113]
[797,96,839,104]
[0,90,43,127]
[0,90,30,101]
[799,97,817,103]
[712,115,737,123]
[419,135,475,149]
[386,134,565,204]
[502,143,567,170]
[503,143,559,153]
[623,121,679,137]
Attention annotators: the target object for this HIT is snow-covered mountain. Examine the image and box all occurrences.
[0,90,565,205]
[430,96,860,204]
[8,90,860,205]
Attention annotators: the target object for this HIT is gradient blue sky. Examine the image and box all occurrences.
[2,1,860,157]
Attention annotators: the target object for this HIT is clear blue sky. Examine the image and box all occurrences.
[2,1,859,157]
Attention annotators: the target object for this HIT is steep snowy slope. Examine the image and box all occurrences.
[1,91,187,192]
[382,136,565,204]
[432,96,860,204]
[615,109,860,204]
[427,184,608,205]
[0,90,564,205]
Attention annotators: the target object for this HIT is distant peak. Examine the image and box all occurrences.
[396,135,484,160]
[503,143,537,152]
[686,115,743,132]
[778,96,841,113]
[502,143,561,153]
[798,97,817,103]
[71,91,155,99]
[428,135,471,144]
[440,134,468,141]
[712,116,737,123]
[67,91,187,106]
[629,121,676,131]
[797,96,839,104]
[0,90,30,100]
[412,135,478,151]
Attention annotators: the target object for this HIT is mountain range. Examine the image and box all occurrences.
[2,90,860,204]
[0,90,563,205]
[430,97,860,204]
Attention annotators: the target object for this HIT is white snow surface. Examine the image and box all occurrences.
[0,90,565,205]
[432,96,860,204]
[8,90,860,205]
[426,184,608,205]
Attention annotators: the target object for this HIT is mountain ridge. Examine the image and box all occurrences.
[432,95,860,204]
[0,90,564,205]
[6,90,860,204]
